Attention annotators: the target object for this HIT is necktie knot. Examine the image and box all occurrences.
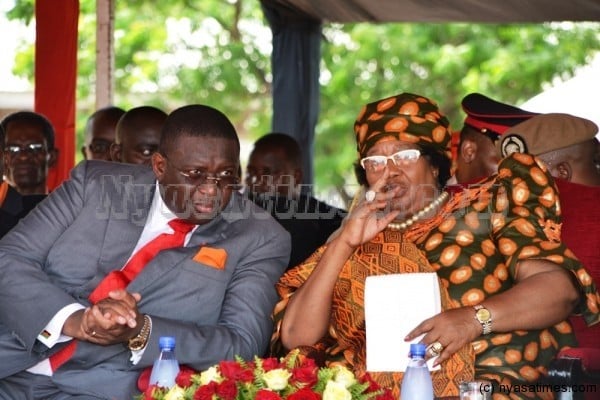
[169,218,196,234]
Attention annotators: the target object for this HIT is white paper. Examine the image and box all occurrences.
[365,273,441,372]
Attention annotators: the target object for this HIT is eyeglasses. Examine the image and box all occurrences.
[88,139,113,154]
[164,156,239,188]
[4,143,47,157]
[360,149,421,172]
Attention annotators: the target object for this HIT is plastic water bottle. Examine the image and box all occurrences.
[400,343,434,400]
[149,336,180,389]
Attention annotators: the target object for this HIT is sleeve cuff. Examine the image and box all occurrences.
[37,303,86,348]
[129,315,152,365]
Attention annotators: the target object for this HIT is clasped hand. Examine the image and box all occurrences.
[67,290,143,345]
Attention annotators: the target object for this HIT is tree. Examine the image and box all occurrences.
[7,1,600,204]
[316,22,600,202]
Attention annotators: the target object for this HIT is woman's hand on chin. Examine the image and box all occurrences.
[339,169,400,247]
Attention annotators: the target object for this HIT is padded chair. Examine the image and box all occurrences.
[544,180,600,399]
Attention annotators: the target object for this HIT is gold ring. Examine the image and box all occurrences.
[365,190,376,202]
[426,341,444,357]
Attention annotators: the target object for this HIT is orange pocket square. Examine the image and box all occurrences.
[193,247,227,270]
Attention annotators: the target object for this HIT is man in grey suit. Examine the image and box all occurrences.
[0,104,291,399]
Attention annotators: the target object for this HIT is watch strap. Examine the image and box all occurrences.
[127,314,152,351]
[473,304,492,335]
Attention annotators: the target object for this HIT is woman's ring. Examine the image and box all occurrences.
[365,190,376,202]
[91,330,97,337]
[426,341,444,357]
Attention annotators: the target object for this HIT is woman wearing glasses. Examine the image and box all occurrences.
[270,93,599,399]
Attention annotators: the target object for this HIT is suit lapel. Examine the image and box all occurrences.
[96,169,156,275]
[127,195,237,292]
[126,246,196,293]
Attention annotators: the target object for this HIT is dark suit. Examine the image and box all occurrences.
[250,192,346,269]
[0,184,45,238]
[0,161,290,399]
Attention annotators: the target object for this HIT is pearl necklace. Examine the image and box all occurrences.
[387,191,449,231]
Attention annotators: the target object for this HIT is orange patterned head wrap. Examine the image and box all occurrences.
[354,93,452,159]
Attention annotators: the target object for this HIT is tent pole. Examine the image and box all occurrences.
[96,0,115,108]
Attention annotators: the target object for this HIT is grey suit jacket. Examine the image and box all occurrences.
[0,160,290,399]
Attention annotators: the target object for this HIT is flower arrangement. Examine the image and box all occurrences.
[137,350,393,400]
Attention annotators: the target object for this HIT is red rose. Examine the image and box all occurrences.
[262,357,281,371]
[219,360,244,380]
[216,380,238,400]
[137,367,152,392]
[255,389,283,400]
[176,365,197,387]
[291,365,318,387]
[238,368,255,383]
[288,388,322,400]
[194,381,218,400]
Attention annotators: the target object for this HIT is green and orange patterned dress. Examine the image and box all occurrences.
[270,153,600,400]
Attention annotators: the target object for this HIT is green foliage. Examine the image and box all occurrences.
[6,1,600,200]
[316,22,600,200]
[6,0,33,23]
[349,381,375,400]
[314,368,335,393]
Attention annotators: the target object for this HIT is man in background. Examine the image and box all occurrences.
[246,132,345,269]
[1,111,58,195]
[110,106,167,165]
[451,93,537,186]
[81,106,126,161]
[0,123,46,238]
[498,112,600,351]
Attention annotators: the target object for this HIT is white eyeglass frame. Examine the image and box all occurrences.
[360,149,421,171]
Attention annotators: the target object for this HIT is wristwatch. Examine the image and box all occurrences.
[473,304,492,335]
[127,314,152,351]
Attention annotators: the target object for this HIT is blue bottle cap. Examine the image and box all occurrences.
[159,336,176,350]
[409,343,426,357]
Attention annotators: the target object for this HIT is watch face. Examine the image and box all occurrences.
[476,308,491,321]
[129,338,146,351]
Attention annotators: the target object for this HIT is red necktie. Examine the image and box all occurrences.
[49,219,195,371]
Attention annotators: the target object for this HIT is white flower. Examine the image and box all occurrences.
[323,380,353,400]
[332,366,356,388]
[263,368,292,391]
[199,366,223,385]
[163,385,186,400]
